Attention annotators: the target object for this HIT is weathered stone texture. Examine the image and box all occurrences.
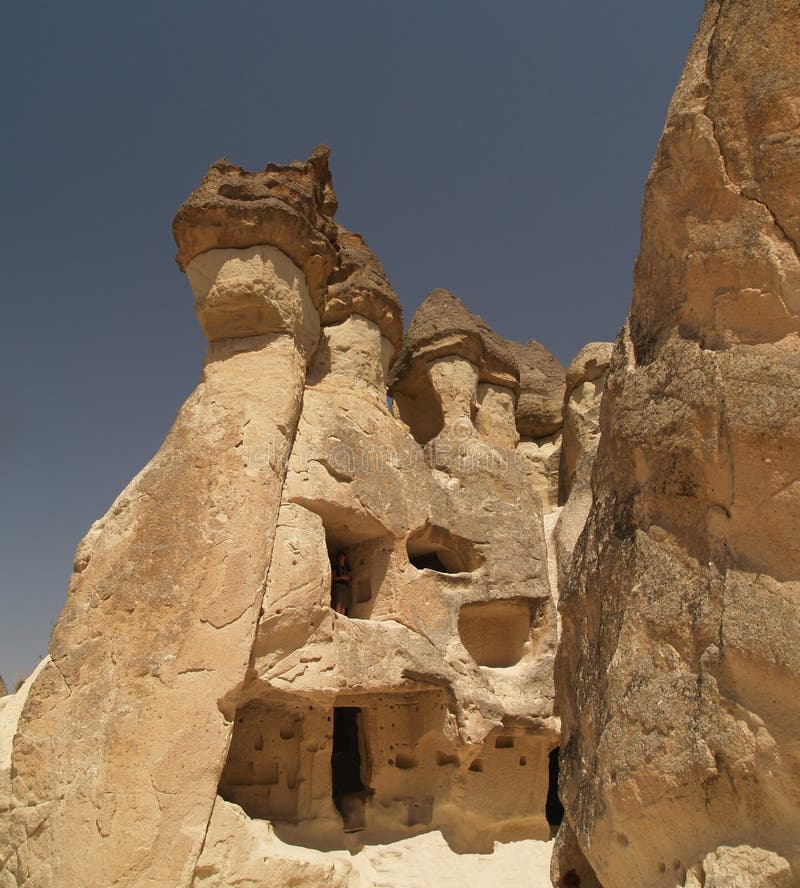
[555,2,800,886]
[508,339,565,439]
[173,145,339,306]
[552,342,612,593]
[323,227,403,357]
[0,154,334,888]
[1,153,560,887]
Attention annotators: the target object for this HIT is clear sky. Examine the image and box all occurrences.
[0,1,703,686]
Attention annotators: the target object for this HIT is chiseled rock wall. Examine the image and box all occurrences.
[555,2,800,886]
[1,151,562,887]
[208,286,560,870]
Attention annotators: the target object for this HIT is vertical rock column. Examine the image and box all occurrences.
[0,151,338,888]
[555,4,800,886]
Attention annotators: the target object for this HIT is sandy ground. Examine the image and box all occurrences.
[331,831,554,888]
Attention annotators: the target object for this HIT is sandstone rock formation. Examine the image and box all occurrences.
[552,342,612,597]
[0,150,563,888]
[510,339,565,440]
[510,339,566,515]
[555,2,800,886]
[682,846,793,888]
[6,6,795,882]
[0,677,6,698]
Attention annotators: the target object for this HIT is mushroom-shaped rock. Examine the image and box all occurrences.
[388,290,520,445]
[507,339,565,438]
[564,341,613,399]
[390,289,519,391]
[173,145,339,310]
[559,341,613,502]
[323,227,403,358]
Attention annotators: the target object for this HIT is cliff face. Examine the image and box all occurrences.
[555,2,800,886]
[4,5,798,885]
[0,151,566,888]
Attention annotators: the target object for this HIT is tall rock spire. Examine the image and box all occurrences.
[554,3,800,886]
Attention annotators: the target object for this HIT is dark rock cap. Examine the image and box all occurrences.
[173,145,339,308]
[506,339,565,438]
[389,289,520,393]
[324,227,403,356]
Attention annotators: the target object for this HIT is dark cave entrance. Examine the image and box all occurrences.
[332,706,368,832]
[546,746,564,830]
[406,523,482,575]
[408,550,452,572]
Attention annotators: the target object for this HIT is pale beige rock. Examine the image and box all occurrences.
[0,189,322,886]
[0,658,49,833]
[323,227,403,359]
[3,335,309,888]
[193,798,352,888]
[552,342,612,594]
[389,290,520,446]
[187,245,319,350]
[1,151,564,888]
[307,313,392,392]
[559,342,612,503]
[681,846,793,888]
[556,3,800,886]
[208,286,559,872]
[475,383,520,450]
[173,146,339,306]
[429,356,480,425]
[516,433,561,514]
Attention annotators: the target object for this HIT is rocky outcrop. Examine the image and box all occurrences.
[559,341,612,502]
[509,339,566,515]
[0,677,5,698]
[0,150,338,888]
[173,145,339,307]
[509,339,565,440]
[229,283,559,862]
[388,290,520,447]
[552,342,612,593]
[1,153,560,887]
[681,846,793,888]
[323,227,404,359]
[390,289,520,391]
[555,3,800,886]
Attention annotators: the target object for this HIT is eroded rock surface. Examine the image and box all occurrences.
[230,284,559,860]
[510,338,566,515]
[555,3,800,886]
[681,846,793,888]
[1,152,561,888]
[552,342,612,594]
[509,338,565,440]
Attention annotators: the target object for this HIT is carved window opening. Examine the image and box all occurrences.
[217,691,555,853]
[291,500,391,619]
[406,524,481,574]
[458,597,548,668]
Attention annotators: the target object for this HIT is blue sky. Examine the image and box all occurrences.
[0,1,703,685]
